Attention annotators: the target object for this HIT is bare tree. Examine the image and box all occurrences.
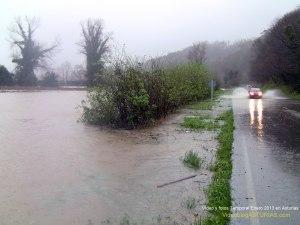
[187,42,207,64]
[72,64,86,81]
[9,17,58,85]
[78,19,110,86]
[59,61,72,85]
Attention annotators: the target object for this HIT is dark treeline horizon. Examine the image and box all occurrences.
[151,7,299,91]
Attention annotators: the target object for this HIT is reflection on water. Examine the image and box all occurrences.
[249,99,264,140]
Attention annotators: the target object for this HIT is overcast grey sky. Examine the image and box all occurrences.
[0,0,299,71]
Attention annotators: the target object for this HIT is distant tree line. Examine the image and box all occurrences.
[250,7,300,91]
[151,39,253,87]
[155,7,299,90]
[1,7,299,90]
[0,17,110,87]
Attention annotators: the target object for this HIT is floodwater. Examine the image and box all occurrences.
[0,90,218,225]
[230,88,300,225]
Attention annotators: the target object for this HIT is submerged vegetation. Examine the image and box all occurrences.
[181,150,203,170]
[182,197,197,210]
[182,116,218,131]
[82,62,211,128]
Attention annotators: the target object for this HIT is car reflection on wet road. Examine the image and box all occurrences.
[230,88,300,225]
[249,99,264,140]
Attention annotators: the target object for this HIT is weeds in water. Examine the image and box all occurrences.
[101,219,111,224]
[182,116,218,130]
[120,214,136,225]
[181,150,202,170]
[182,197,197,210]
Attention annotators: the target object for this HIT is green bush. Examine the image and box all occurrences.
[82,60,212,129]
[0,65,14,85]
[165,64,211,107]
[81,87,118,125]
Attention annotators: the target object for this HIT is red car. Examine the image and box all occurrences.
[248,88,262,99]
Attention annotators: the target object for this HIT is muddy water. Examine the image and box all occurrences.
[0,91,217,225]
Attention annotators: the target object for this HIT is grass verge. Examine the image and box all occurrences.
[187,88,225,111]
[181,150,203,170]
[182,116,218,131]
[200,109,234,225]
[262,83,300,100]
[188,100,216,110]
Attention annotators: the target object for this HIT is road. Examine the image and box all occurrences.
[230,88,300,225]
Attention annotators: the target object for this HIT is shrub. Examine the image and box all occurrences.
[40,71,59,87]
[165,64,211,107]
[81,87,118,125]
[0,65,14,86]
[82,59,212,129]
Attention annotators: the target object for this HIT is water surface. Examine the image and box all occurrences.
[0,90,215,225]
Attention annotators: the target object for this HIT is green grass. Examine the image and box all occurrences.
[187,88,226,111]
[213,89,227,98]
[278,86,300,100]
[181,150,203,170]
[199,110,234,225]
[182,116,218,130]
[188,100,215,110]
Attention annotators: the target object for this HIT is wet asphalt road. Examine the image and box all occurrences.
[230,89,300,225]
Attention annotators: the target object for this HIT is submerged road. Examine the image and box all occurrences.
[230,89,300,225]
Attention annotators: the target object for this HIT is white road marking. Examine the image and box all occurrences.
[241,135,260,225]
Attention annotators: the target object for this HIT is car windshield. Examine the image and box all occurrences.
[251,88,261,92]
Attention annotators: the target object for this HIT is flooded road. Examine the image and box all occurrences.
[0,90,218,225]
[230,88,300,225]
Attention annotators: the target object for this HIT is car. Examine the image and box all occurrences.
[248,87,262,99]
